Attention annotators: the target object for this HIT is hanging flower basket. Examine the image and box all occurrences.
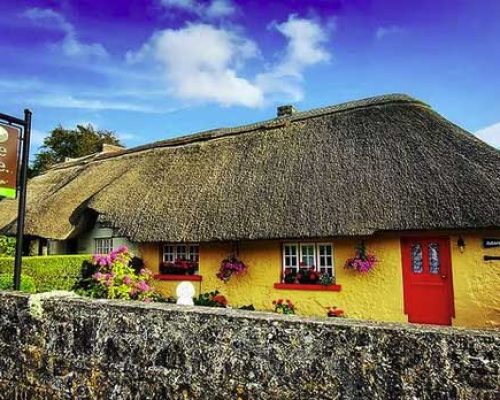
[216,255,247,282]
[344,242,377,273]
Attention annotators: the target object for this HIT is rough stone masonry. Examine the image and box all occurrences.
[0,291,498,400]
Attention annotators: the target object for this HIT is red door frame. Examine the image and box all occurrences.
[401,236,455,325]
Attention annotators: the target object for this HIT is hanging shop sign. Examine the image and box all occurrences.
[0,123,19,199]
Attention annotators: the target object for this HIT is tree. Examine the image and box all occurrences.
[30,124,122,176]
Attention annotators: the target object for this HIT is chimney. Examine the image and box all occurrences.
[277,105,297,117]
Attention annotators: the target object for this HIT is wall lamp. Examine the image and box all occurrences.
[457,236,465,253]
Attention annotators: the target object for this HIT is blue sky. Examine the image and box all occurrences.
[0,0,499,154]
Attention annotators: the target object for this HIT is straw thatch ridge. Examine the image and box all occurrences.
[0,93,499,242]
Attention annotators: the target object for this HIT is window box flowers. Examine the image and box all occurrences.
[216,255,247,282]
[283,263,334,286]
[159,259,198,275]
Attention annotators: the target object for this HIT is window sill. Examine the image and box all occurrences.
[274,283,341,291]
[154,274,202,282]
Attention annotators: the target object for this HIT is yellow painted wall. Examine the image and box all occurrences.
[138,237,406,323]
[137,232,500,328]
[450,233,500,329]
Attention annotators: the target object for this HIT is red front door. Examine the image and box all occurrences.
[401,237,454,325]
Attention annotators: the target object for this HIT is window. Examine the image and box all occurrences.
[163,243,199,262]
[163,245,176,262]
[95,238,113,255]
[411,244,423,273]
[300,244,316,268]
[317,243,334,277]
[428,243,440,274]
[282,242,334,277]
[283,243,299,272]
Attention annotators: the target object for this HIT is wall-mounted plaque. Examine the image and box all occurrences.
[483,238,500,249]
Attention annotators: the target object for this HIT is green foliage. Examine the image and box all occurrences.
[77,247,158,302]
[30,124,122,176]
[0,274,37,293]
[0,236,15,257]
[194,290,228,307]
[0,255,89,292]
[273,299,296,314]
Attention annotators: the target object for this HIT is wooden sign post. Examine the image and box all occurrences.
[0,110,32,290]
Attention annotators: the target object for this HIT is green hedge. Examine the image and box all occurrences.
[0,255,91,293]
[0,274,37,293]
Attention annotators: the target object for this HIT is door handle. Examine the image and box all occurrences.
[441,275,447,280]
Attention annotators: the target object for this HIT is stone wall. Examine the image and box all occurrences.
[0,292,498,400]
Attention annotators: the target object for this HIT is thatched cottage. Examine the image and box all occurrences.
[1,94,499,328]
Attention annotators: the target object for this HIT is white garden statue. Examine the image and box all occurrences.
[176,281,195,306]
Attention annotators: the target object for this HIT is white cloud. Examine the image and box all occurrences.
[375,25,402,39]
[475,122,500,148]
[27,94,162,113]
[130,24,263,107]
[23,8,107,58]
[274,15,331,74]
[160,0,197,12]
[159,0,236,18]
[127,16,331,107]
[256,15,331,102]
[205,0,236,18]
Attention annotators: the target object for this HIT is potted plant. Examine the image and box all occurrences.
[216,255,247,282]
[319,273,334,285]
[283,268,296,283]
[345,242,377,273]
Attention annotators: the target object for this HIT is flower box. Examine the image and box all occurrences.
[159,260,198,275]
[274,283,342,291]
[154,274,202,282]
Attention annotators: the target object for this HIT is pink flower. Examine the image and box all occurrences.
[123,275,132,285]
[116,245,128,254]
[137,281,150,292]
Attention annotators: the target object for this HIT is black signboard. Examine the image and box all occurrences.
[483,238,500,248]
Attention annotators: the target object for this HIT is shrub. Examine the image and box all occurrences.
[273,299,295,314]
[0,255,89,292]
[0,274,37,293]
[77,246,157,302]
[194,291,228,307]
[0,236,15,257]
[326,306,345,317]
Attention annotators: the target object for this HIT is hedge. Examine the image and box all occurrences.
[0,274,37,293]
[0,255,91,293]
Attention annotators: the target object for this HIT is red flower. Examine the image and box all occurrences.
[213,294,228,307]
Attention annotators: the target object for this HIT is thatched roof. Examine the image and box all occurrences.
[1,94,499,242]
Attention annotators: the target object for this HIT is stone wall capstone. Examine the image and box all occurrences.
[0,291,498,400]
